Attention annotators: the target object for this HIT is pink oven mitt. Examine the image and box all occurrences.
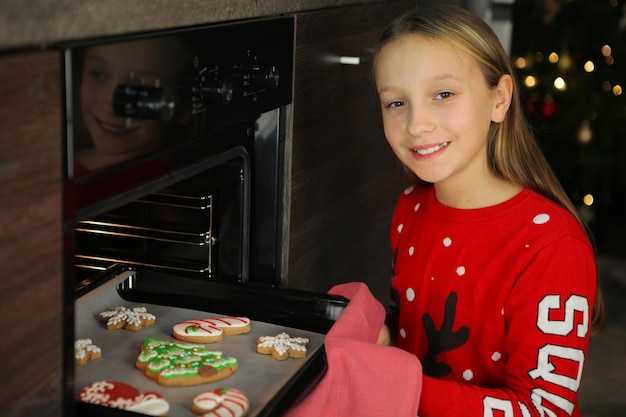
[286,282,422,417]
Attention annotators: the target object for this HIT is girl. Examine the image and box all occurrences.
[374,4,604,417]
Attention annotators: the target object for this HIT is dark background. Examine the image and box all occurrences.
[512,1,626,414]
[512,0,626,258]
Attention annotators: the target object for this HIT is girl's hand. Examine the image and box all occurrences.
[377,324,392,346]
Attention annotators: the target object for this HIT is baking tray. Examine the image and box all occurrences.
[74,267,348,416]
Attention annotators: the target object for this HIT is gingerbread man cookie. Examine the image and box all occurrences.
[99,306,156,331]
[257,332,309,361]
[136,337,238,387]
[75,339,101,365]
[172,317,251,343]
[192,388,249,417]
[79,381,169,416]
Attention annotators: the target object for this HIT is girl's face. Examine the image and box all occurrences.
[80,39,181,159]
[375,34,510,189]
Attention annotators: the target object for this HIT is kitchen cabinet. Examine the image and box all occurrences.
[287,1,412,306]
[0,51,63,417]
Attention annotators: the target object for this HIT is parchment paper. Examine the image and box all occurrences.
[75,270,325,416]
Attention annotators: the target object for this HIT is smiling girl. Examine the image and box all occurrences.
[76,37,190,173]
[374,5,604,417]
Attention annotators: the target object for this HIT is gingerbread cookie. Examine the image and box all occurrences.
[136,337,238,387]
[75,339,101,365]
[192,388,249,417]
[257,332,309,361]
[99,306,156,331]
[79,381,169,416]
[172,317,251,343]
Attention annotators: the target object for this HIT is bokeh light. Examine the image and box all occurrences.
[583,61,595,72]
[553,77,567,91]
[613,85,623,96]
[524,75,537,88]
[548,52,559,63]
[583,194,594,206]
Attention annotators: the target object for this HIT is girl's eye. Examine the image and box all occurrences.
[435,91,453,100]
[385,100,404,109]
[87,70,107,81]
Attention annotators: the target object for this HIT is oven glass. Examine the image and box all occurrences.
[65,17,294,286]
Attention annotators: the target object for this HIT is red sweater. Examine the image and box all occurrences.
[390,185,596,417]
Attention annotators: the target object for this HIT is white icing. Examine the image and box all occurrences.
[100,306,155,329]
[173,317,250,338]
[80,380,114,403]
[173,319,222,337]
[194,388,249,417]
[258,333,309,357]
[74,339,100,362]
[79,381,169,416]
[125,394,170,416]
[196,394,222,410]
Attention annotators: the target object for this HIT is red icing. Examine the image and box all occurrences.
[179,319,221,334]
[79,381,168,414]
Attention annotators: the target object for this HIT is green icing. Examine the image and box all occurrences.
[137,337,237,379]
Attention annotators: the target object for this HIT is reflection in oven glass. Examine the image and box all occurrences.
[74,36,193,175]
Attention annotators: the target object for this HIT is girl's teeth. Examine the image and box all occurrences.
[101,122,124,132]
[413,142,449,155]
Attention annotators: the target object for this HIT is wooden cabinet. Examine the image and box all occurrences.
[0,51,63,417]
[287,1,412,305]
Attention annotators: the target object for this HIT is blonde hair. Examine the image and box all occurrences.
[374,4,604,332]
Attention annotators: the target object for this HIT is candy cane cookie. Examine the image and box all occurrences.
[172,317,251,343]
[192,388,249,417]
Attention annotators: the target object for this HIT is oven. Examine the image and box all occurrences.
[62,16,347,417]
[66,17,293,286]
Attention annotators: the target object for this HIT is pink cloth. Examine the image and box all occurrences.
[286,282,422,417]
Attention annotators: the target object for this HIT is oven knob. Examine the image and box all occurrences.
[233,63,279,92]
[197,73,233,104]
[251,63,279,90]
[113,84,175,121]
